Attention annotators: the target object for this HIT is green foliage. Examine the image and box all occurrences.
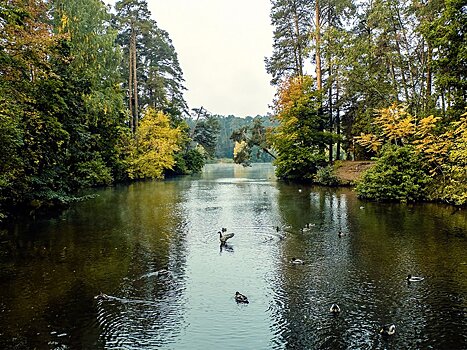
[275,149,327,180]
[114,0,188,119]
[266,0,466,161]
[169,148,206,176]
[270,76,330,180]
[231,118,274,166]
[0,0,195,222]
[315,165,340,186]
[356,104,467,205]
[232,140,251,167]
[422,0,467,116]
[0,97,24,199]
[211,115,274,160]
[0,0,71,220]
[265,0,311,85]
[425,113,467,205]
[74,158,113,187]
[193,115,220,158]
[356,145,432,202]
[183,148,206,174]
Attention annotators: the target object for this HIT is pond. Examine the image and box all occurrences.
[0,163,466,349]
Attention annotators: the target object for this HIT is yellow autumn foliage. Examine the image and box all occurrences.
[233,140,250,165]
[374,103,415,142]
[354,133,382,152]
[127,108,182,179]
[355,104,467,204]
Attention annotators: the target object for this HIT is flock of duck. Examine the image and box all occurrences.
[219,224,425,339]
[95,223,425,339]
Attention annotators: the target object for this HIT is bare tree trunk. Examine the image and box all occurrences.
[394,41,410,102]
[328,86,333,163]
[291,29,300,77]
[425,42,432,111]
[131,26,139,131]
[328,56,333,164]
[326,8,335,164]
[441,92,446,117]
[336,75,341,161]
[128,27,134,133]
[292,1,303,77]
[315,0,322,91]
[314,0,325,156]
[189,107,204,140]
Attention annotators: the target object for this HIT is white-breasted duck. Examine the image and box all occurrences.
[380,323,396,336]
[330,303,341,314]
[290,257,305,265]
[407,274,424,282]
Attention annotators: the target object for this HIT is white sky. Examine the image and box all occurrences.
[106,0,276,117]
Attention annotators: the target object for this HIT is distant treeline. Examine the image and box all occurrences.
[186,115,275,162]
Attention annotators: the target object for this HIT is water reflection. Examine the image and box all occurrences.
[0,164,466,349]
[271,183,467,350]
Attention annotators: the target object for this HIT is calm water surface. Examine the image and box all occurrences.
[0,163,466,349]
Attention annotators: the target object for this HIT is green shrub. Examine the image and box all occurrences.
[170,148,206,175]
[274,147,326,180]
[428,168,467,206]
[184,148,206,174]
[356,144,432,202]
[315,165,340,186]
[74,157,113,187]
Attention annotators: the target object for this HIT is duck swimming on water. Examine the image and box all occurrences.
[219,242,234,253]
[290,257,305,265]
[156,269,170,277]
[407,274,424,282]
[380,323,396,336]
[301,223,315,233]
[235,291,249,303]
[219,230,234,244]
[330,303,341,314]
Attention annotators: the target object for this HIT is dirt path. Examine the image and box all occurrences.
[335,160,374,185]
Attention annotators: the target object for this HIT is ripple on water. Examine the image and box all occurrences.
[94,277,187,349]
[1,164,466,350]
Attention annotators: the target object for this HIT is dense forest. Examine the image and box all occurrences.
[0,0,211,221]
[0,0,466,222]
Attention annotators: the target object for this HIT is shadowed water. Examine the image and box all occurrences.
[0,163,466,349]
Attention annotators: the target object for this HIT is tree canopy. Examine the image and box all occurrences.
[259,0,466,203]
[0,0,201,221]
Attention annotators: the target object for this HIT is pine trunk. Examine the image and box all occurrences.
[336,76,341,161]
[132,27,139,131]
[315,0,322,91]
[425,43,432,111]
[292,6,303,77]
[128,25,134,133]
[328,60,333,164]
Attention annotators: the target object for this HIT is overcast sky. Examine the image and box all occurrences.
[106,0,276,117]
